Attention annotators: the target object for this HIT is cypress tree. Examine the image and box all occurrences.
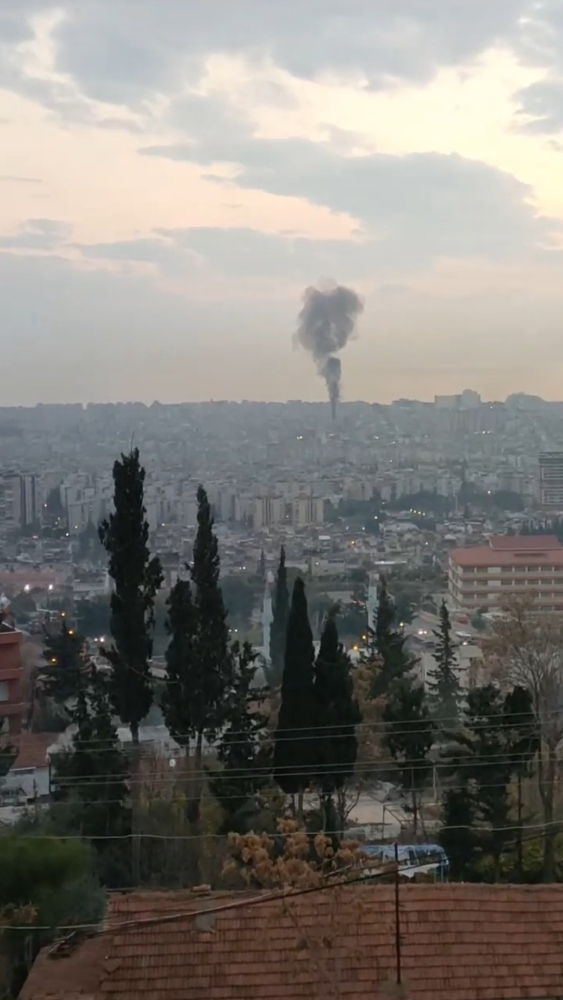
[52,666,130,887]
[427,600,462,725]
[314,615,361,832]
[98,449,163,741]
[371,576,416,697]
[268,546,289,688]
[382,676,434,836]
[503,685,538,880]
[41,621,89,704]
[98,448,163,883]
[162,487,233,823]
[274,577,316,806]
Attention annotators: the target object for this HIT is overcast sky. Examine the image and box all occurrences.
[2,0,563,404]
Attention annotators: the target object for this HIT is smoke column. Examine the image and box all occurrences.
[295,282,364,418]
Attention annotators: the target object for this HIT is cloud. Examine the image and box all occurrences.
[145,140,563,265]
[514,79,563,133]
[0,218,71,250]
[1,0,534,116]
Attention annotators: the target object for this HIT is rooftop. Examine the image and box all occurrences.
[488,534,562,551]
[19,883,563,1000]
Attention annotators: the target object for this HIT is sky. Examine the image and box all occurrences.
[2,1,563,405]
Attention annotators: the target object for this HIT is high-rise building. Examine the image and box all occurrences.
[254,495,285,530]
[539,452,563,508]
[292,495,325,529]
[0,473,38,530]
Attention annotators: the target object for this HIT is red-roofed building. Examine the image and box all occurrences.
[449,534,563,611]
[18,883,563,1000]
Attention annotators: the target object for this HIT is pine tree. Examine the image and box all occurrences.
[427,600,462,724]
[314,615,361,832]
[371,576,416,698]
[52,666,130,887]
[268,546,289,688]
[98,449,163,741]
[209,641,270,833]
[98,448,163,884]
[41,621,89,704]
[382,676,434,835]
[162,487,233,823]
[274,577,316,805]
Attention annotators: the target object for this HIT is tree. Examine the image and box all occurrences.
[427,601,462,725]
[98,448,163,883]
[440,783,478,881]
[40,621,88,704]
[382,677,434,836]
[485,598,563,881]
[268,546,289,688]
[51,666,131,887]
[209,641,270,833]
[162,487,233,824]
[503,685,539,880]
[0,835,103,998]
[274,577,316,809]
[98,449,163,740]
[370,576,416,698]
[258,549,266,582]
[314,615,361,832]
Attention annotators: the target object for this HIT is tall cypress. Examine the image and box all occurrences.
[99,449,163,741]
[98,449,163,884]
[162,487,233,823]
[427,601,462,724]
[274,577,316,803]
[314,615,361,832]
[371,576,415,697]
[268,546,289,688]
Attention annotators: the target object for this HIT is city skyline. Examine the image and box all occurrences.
[3,2,563,404]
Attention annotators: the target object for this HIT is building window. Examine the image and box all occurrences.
[0,681,9,702]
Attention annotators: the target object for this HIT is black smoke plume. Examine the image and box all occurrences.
[296,282,363,418]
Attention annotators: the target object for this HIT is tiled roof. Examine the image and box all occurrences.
[19,883,563,1000]
[489,534,562,551]
[450,544,563,566]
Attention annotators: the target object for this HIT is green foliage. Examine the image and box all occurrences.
[75,596,111,638]
[314,616,361,830]
[98,448,163,739]
[220,575,259,630]
[274,577,316,797]
[382,676,434,834]
[40,621,88,704]
[440,684,539,881]
[161,578,198,747]
[0,834,104,998]
[427,601,462,725]
[268,546,289,688]
[209,642,270,833]
[163,488,233,748]
[9,590,36,621]
[370,576,417,697]
[51,667,131,887]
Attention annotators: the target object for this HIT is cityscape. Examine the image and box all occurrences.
[5,0,563,996]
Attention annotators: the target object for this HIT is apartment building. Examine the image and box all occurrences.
[539,451,563,508]
[449,534,563,611]
[0,620,24,737]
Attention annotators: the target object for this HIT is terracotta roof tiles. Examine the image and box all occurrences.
[19,883,563,1000]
